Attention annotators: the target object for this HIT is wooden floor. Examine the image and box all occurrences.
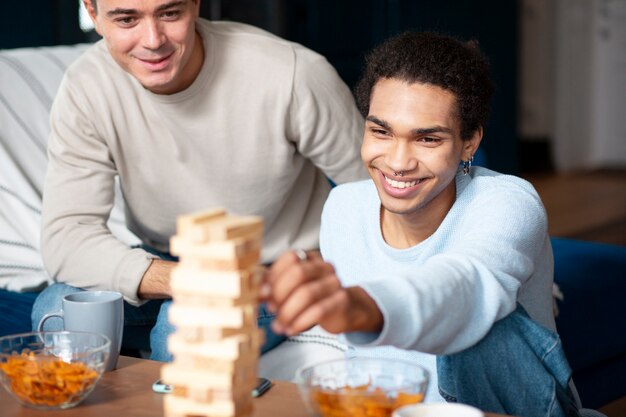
[523,169,626,246]
[601,398,626,417]
[524,169,626,416]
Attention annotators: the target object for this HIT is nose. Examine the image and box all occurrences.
[142,19,166,50]
[386,141,417,174]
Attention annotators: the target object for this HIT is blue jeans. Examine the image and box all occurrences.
[31,246,285,361]
[437,304,581,417]
[0,290,39,336]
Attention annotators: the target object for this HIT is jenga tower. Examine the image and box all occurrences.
[161,208,265,417]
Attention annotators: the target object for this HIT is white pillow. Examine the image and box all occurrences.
[259,326,347,381]
[0,43,138,292]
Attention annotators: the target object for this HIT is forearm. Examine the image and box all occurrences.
[41,160,155,303]
[137,259,176,299]
[354,256,518,355]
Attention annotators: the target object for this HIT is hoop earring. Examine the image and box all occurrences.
[462,155,474,176]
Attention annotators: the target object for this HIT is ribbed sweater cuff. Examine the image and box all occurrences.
[114,248,157,306]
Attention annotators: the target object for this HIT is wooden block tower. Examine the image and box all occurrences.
[162,208,265,417]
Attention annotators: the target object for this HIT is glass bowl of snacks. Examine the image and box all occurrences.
[0,331,110,410]
[296,357,429,417]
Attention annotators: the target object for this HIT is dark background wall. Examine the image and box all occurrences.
[0,1,86,48]
[0,0,519,173]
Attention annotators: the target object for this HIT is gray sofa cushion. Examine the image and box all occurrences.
[0,43,137,292]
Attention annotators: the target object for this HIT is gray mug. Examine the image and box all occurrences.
[38,290,124,372]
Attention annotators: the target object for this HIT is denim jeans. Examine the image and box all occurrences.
[31,246,285,361]
[437,304,582,417]
[0,290,39,336]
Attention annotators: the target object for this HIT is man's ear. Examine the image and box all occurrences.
[83,0,102,35]
[192,0,201,15]
[465,127,483,160]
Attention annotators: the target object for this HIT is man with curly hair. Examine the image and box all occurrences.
[264,32,593,415]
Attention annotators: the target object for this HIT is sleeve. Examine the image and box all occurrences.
[288,47,368,185]
[41,76,154,305]
[344,185,550,355]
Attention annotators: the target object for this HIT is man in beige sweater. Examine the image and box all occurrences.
[32,0,366,360]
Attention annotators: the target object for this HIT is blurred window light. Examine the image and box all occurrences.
[79,1,95,32]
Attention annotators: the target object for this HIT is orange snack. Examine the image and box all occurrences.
[313,383,425,417]
[0,352,98,407]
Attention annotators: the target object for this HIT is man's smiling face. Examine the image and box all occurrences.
[85,0,202,94]
[361,78,479,219]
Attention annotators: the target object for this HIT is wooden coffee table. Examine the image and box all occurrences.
[0,356,507,417]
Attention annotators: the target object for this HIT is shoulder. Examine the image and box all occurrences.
[199,20,344,94]
[324,180,376,216]
[199,19,298,60]
[199,19,285,42]
[51,41,139,128]
[454,167,548,235]
[462,167,543,209]
[59,41,132,102]
[200,19,324,59]
[200,19,335,75]
[64,41,124,81]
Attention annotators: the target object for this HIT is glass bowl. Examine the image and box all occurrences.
[0,331,110,410]
[296,357,429,417]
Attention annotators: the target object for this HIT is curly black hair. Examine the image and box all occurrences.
[355,31,494,140]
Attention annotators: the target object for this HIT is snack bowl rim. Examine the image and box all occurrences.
[295,356,430,417]
[0,330,111,410]
[296,356,430,388]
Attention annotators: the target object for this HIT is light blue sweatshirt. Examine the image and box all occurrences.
[319,167,555,401]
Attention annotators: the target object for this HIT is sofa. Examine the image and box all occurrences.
[551,238,626,409]
[1,43,625,410]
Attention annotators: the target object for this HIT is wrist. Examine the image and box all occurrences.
[138,259,175,299]
[346,286,384,333]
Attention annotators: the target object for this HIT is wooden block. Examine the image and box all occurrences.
[172,383,253,403]
[173,292,259,309]
[161,363,257,390]
[168,304,256,329]
[170,236,261,260]
[173,351,257,374]
[180,248,261,271]
[168,331,263,361]
[201,216,263,242]
[172,325,265,347]
[176,208,227,236]
[175,325,246,343]
[164,395,253,417]
[171,377,257,402]
[172,215,263,246]
[170,267,263,298]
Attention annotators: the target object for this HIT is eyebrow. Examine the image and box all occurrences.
[365,116,392,131]
[106,8,136,17]
[156,1,185,12]
[410,126,454,135]
[366,116,454,135]
[106,0,185,17]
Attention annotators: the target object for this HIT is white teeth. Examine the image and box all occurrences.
[384,176,419,189]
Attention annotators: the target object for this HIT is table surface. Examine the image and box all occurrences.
[0,356,507,417]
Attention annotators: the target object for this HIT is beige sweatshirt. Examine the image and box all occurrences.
[42,19,366,304]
